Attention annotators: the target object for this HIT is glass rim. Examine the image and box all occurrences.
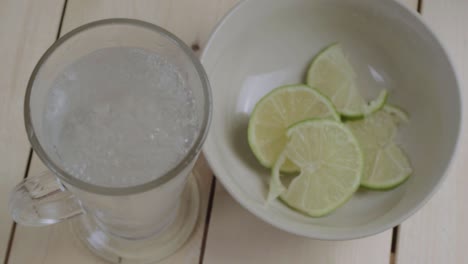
[24,18,212,196]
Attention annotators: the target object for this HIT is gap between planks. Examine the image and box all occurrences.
[4,150,32,264]
[198,177,217,264]
[390,2,423,264]
[3,0,68,262]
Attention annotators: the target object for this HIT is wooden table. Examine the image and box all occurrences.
[1,0,466,263]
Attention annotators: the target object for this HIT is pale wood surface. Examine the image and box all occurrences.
[403,0,419,9]
[204,184,393,264]
[60,0,239,56]
[2,0,467,263]
[0,0,65,261]
[395,1,468,263]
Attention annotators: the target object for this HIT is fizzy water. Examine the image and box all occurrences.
[43,47,199,188]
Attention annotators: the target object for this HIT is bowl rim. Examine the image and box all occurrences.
[201,0,463,240]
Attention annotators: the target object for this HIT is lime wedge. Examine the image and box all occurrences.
[306,43,387,118]
[346,106,412,190]
[268,119,363,217]
[248,84,339,172]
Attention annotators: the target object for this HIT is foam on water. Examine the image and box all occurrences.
[43,47,199,188]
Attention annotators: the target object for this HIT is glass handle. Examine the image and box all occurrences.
[9,171,84,226]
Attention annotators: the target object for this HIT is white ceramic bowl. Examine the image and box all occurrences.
[201,0,462,240]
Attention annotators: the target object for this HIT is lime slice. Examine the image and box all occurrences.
[268,119,363,217]
[248,84,340,172]
[346,106,412,190]
[306,43,387,118]
[383,104,410,123]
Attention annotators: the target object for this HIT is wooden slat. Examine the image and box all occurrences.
[396,1,467,263]
[404,0,420,9]
[60,0,239,55]
[7,0,238,263]
[0,0,64,261]
[203,184,392,264]
[202,0,419,263]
